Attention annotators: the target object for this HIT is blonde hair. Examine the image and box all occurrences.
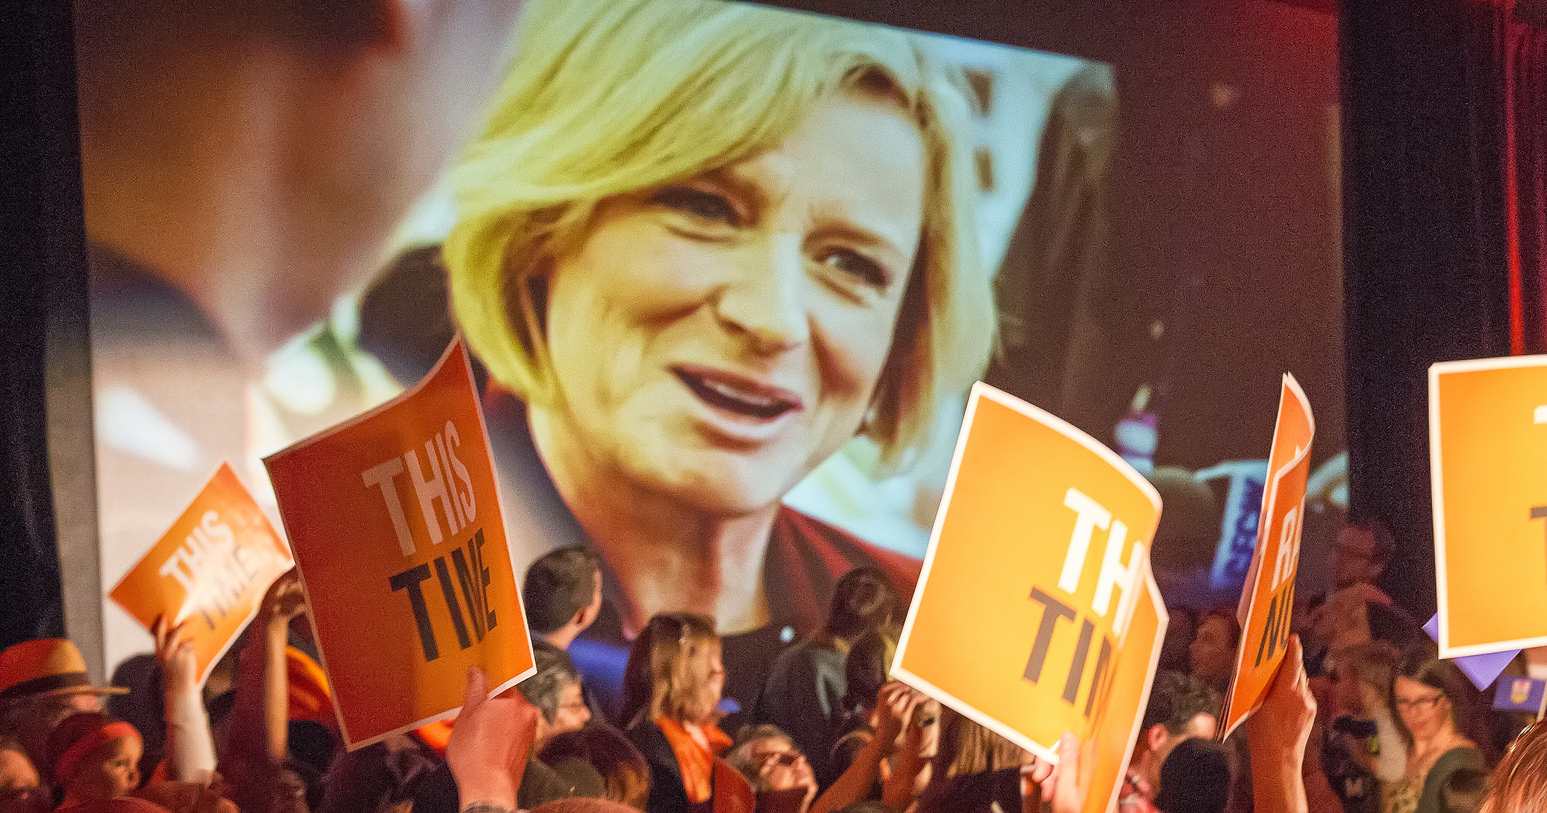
[642,613,721,725]
[935,708,1022,779]
[445,0,994,468]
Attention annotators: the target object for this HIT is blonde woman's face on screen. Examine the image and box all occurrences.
[539,91,927,514]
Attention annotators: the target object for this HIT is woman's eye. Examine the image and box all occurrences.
[652,187,740,226]
[821,248,890,289]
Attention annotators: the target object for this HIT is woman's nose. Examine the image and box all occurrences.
[711,235,810,354]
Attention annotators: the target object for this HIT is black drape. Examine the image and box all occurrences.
[1341,0,1546,618]
[0,0,80,649]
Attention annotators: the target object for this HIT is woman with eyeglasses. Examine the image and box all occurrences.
[619,614,752,813]
[1381,653,1487,813]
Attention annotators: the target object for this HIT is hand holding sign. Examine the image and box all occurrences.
[1050,733,1097,813]
[264,339,532,749]
[1220,374,1315,738]
[892,383,1167,813]
[1245,635,1315,813]
[110,464,295,688]
[446,666,540,811]
[151,616,198,696]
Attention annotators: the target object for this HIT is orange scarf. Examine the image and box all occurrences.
[654,717,736,804]
[413,718,455,756]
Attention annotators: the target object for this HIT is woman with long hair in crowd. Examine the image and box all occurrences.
[1383,652,1487,813]
[620,614,750,813]
[911,709,1026,813]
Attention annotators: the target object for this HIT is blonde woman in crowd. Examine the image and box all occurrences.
[619,613,749,813]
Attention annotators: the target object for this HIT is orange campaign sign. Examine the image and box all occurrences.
[1219,374,1315,738]
[1431,355,1547,657]
[264,339,533,750]
[109,463,294,686]
[893,383,1167,813]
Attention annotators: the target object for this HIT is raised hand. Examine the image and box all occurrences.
[153,613,199,694]
[1247,635,1316,813]
[1024,732,1094,810]
[154,613,220,784]
[446,666,539,810]
[1047,733,1095,813]
[257,569,306,629]
[872,681,915,752]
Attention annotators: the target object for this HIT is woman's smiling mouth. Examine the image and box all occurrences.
[673,365,804,421]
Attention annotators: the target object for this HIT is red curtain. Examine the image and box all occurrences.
[1503,10,1547,352]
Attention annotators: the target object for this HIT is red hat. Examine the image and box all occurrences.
[46,712,141,787]
[0,640,126,703]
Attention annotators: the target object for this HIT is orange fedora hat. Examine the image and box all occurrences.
[0,639,127,702]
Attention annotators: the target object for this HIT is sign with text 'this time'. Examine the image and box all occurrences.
[265,339,533,750]
[893,383,1167,813]
[110,463,294,687]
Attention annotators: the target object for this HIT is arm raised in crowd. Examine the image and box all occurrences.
[810,682,914,813]
[222,570,307,813]
[153,614,218,784]
[1246,635,1328,813]
[447,666,540,812]
[1046,732,1095,813]
[227,570,306,767]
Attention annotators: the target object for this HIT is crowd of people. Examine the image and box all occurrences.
[34,0,1547,809]
[2,527,1546,813]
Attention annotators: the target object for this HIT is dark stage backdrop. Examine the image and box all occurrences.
[1,0,82,649]
[1342,0,1547,618]
[6,0,1539,657]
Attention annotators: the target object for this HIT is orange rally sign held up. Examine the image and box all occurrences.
[109,463,294,687]
[264,339,533,750]
[1431,355,1547,657]
[1219,374,1315,739]
[893,383,1167,813]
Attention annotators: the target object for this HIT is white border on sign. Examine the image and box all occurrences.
[266,338,538,751]
[890,381,1164,765]
[1430,354,1547,658]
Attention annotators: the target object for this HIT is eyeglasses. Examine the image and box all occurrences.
[1394,692,1445,711]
